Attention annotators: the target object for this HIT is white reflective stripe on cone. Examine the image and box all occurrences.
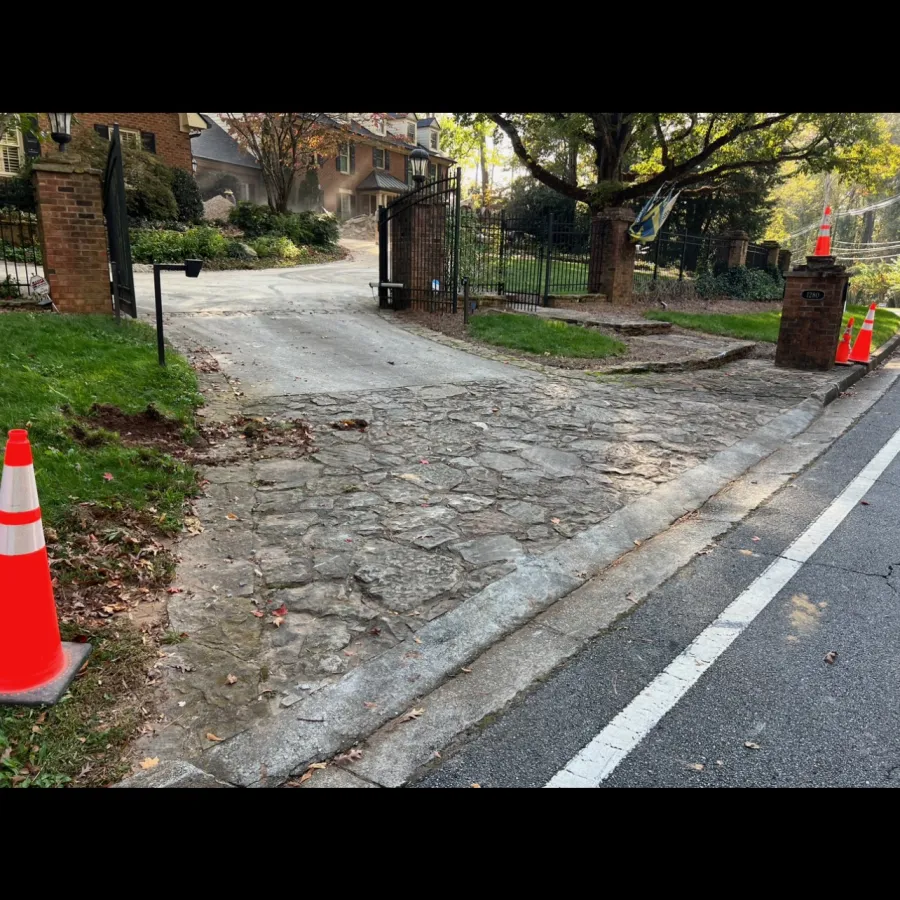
[0,464,40,513]
[0,520,46,556]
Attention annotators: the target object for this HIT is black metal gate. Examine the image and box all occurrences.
[378,168,461,312]
[103,125,136,317]
[1,209,42,300]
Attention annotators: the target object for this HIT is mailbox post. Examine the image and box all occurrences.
[152,260,203,366]
[774,255,850,371]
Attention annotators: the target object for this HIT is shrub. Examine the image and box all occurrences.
[249,235,303,260]
[131,226,227,263]
[695,265,784,301]
[0,177,35,212]
[226,240,256,259]
[229,202,338,246]
[181,226,227,260]
[170,168,204,224]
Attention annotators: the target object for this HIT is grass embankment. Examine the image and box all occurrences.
[469,312,626,359]
[644,305,900,349]
[0,313,202,788]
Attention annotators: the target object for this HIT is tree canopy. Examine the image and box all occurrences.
[458,113,890,214]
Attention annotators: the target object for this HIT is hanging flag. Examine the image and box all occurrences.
[628,186,681,243]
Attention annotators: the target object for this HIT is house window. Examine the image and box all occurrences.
[337,142,351,174]
[407,124,416,142]
[430,131,438,150]
[0,128,22,176]
[339,191,353,218]
[119,129,141,150]
[373,147,386,170]
[428,162,437,181]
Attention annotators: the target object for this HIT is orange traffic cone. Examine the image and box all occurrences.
[0,429,91,706]
[848,303,877,364]
[835,317,854,365]
[813,205,833,256]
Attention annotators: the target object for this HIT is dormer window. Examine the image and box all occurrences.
[407,124,416,143]
[430,131,438,151]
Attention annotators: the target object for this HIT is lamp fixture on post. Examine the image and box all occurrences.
[409,146,429,187]
[47,113,73,152]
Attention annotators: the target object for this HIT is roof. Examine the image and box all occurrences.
[192,115,260,169]
[417,117,440,129]
[386,113,416,120]
[355,171,410,193]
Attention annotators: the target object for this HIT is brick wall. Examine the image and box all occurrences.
[32,161,111,314]
[39,113,193,170]
[774,260,848,370]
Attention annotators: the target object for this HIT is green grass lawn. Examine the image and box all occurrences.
[0,313,202,532]
[469,312,627,359]
[465,256,590,296]
[643,305,900,349]
[0,313,202,788]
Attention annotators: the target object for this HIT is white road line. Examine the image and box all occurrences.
[546,420,900,788]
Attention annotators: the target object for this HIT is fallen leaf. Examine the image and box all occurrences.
[369,626,381,636]
[226,674,238,685]
[166,587,183,594]
[739,549,755,556]
[420,459,430,465]
[309,762,327,770]
[633,539,642,547]
[272,604,288,617]
[139,757,160,769]
[752,536,761,542]
[824,650,838,665]
[342,649,356,657]
[272,616,285,628]
[31,725,42,734]
[471,782,481,788]
[433,750,442,759]
[226,513,239,521]
[414,636,423,645]
[687,762,705,771]
[399,473,422,482]
[206,732,225,742]
[743,741,761,750]
[399,707,425,723]
[36,712,46,725]
[102,472,115,482]
[461,666,472,674]
[861,500,870,506]
[334,748,363,764]
[550,517,561,525]
[178,701,186,707]
[252,609,265,618]
[297,770,315,784]
[364,701,377,709]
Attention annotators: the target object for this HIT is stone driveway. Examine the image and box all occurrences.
[147,354,834,761]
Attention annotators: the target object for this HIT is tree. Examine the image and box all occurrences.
[221,113,348,213]
[458,113,888,214]
[849,260,900,307]
[438,115,507,209]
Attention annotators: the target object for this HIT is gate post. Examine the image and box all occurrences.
[589,208,635,304]
[32,156,111,314]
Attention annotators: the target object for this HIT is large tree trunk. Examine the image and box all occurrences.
[861,209,876,245]
[479,135,489,210]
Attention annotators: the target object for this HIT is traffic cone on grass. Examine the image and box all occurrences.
[835,317,854,365]
[0,429,91,706]
[848,303,877,364]
[813,205,833,256]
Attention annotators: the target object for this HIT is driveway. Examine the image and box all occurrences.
[132,241,515,396]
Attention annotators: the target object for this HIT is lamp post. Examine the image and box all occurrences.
[409,146,429,188]
[47,113,73,152]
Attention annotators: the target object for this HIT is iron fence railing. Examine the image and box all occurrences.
[633,230,731,294]
[745,242,770,270]
[1,207,42,299]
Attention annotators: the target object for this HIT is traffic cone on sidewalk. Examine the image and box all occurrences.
[0,429,91,706]
[813,205,833,256]
[835,317,854,365]
[848,303,877,364]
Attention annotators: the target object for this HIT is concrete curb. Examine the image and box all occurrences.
[116,325,900,788]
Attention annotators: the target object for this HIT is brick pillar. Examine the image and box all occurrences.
[777,248,792,275]
[589,207,635,304]
[775,255,849,371]
[762,240,780,269]
[32,156,111,314]
[725,230,749,268]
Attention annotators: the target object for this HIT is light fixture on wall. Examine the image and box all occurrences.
[47,113,73,152]
[409,146,429,187]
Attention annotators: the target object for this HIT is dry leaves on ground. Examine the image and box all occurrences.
[399,707,425,723]
[744,741,761,750]
[333,748,363,765]
[226,674,238,685]
[139,757,159,769]
[824,650,838,665]
[206,732,224,742]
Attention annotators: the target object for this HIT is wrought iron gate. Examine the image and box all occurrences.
[103,125,136,317]
[378,168,461,312]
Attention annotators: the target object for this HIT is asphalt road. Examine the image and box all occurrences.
[415,370,900,788]
[131,241,517,399]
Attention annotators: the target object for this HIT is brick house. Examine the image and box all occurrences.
[0,113,206,177]
[191,113,455,218]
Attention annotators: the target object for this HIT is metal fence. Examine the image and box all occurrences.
[633,230,730,294]
[458,210,547,308]
[745,242,770,270]
[545,217,596,296]
[0,208,42,299]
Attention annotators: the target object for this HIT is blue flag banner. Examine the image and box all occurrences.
[628,186,681,244]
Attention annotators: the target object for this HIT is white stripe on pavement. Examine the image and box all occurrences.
[546,420,900,788]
